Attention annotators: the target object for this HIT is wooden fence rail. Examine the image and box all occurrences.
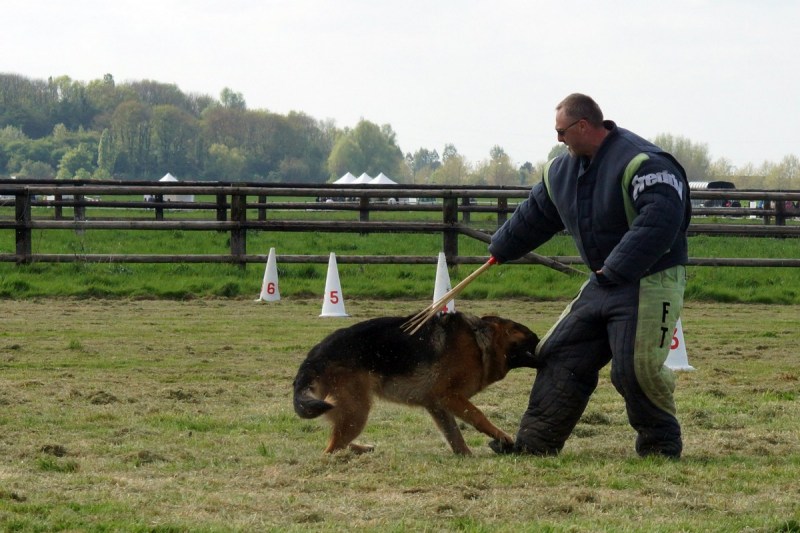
[1,181,799,270]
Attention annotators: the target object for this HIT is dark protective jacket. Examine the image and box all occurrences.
[489,121,691,284]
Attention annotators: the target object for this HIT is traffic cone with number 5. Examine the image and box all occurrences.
[320,252,349,317]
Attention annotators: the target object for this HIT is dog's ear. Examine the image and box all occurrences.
[480,315,502,327]
[509,323,539,345]
[481,316,538,342]
[479,316,509,341]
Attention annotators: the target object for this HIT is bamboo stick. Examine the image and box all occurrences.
[402,257,497,335]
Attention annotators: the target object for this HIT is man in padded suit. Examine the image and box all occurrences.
[488,93,691,458]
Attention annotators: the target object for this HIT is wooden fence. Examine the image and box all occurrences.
[1,180,799,271]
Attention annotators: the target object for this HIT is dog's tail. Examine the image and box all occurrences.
[292,366,334,419]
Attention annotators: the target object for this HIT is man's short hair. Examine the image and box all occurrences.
[556,94,604,127]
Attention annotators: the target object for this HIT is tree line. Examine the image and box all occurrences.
[0,73,336,183]
[1,72,525,185]
[1,73,797,188]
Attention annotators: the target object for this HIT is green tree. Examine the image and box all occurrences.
[0,125,27,142]
[3,136,62,173]
[85,74,132,130]
[52,123,69,141]
[150,104,199,174]
[111,100,151,176]
[285,112,334,183]
[731,162,767,189]
[407,147,441,184]
[327,134,362,178]
[96,128,117,177]
[547,144,568,160]
[765,154,800,189]
[430,152,469,185]
[206,143,246,180]
[651,133,711,182]
[17,160,54,178]
[48,76,95,131]
[220,87,246,110]
[129,80,195,112]
[276,157,311,183]
[442,143,459,162]
[709,157,735,179]
[57,143,95,178]
[327,120,404,179]
[242,111,297,179]
[518,161,538,186]
[200,106,247,148]
[480,145,518,186]
[0,73,53,137]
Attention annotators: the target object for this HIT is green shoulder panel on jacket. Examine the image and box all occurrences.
[621,153,651,225]
[542,157,557,200]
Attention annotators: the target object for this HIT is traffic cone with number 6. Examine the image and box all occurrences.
[256,247,280,302]
[320,252,348,317]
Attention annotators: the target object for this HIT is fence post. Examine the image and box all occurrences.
[497,197,508,226]
[74,185,85,236]
[15,190,32,264]
[216,194,227,222]
[461,196,471,224]
[54,194,63,220]
[230,193,247,268]
[443,196,458,261]
[359,196,370,222]
[258,194,267,221]
[775,200,786,226]
[154,194,164,221]
[762,200,771,225]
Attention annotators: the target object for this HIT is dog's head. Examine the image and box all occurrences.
[481,315,541,370]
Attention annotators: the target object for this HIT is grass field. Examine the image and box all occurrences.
[2,203,800,304]
[1,224,799,303]
[1,298,798,531]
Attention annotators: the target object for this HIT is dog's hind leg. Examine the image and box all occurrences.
[324,405,371,453]
[440,396,514,447]
[425,405,471,455]
[323,379,374,454]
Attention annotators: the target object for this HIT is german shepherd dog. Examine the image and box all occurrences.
[293,312,540,455]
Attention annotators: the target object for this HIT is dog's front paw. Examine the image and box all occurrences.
[488,438,516,455]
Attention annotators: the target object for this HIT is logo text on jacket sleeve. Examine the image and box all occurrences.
[631,171,684,202]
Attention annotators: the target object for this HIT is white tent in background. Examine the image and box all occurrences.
[333,172,356,184]
[149,173,195,203]
[370,173,397,185]
[353,172,373,184]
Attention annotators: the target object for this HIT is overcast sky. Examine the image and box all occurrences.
[4,0,799,170]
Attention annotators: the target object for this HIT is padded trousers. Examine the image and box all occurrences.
[514,265,686,458]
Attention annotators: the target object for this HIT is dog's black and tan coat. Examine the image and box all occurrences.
[293,312,539,455]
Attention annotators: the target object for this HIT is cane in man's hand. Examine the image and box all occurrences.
[402,256,497,335]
